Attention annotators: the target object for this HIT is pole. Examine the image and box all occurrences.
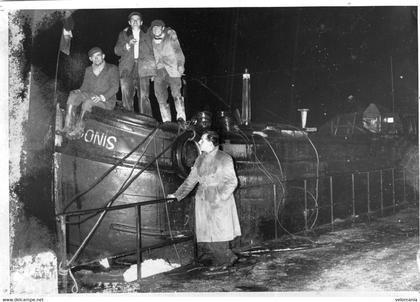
[351,173,356,217]
[273,183,278,239]
[136,205,142,281]
[330,176,334,231]
[390,56,395,114]
[303,179,308,232]
[367,172,371,223]
[380,169,384,216]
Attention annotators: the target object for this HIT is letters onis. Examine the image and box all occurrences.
[83,129,117,150]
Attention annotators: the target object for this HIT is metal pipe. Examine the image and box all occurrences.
[58,215,68,292]
[330,176,334,231]
[136,205,142,281]
[58,197,175,217]
[402,168,407,203]
[367,172,371,223]
[392,168,396,214]
[303,179,308,232]
[380,169,384,216]
[273,183,278,239]
[351,173,355,217]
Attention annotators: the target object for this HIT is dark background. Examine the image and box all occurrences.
[31,6,418,126]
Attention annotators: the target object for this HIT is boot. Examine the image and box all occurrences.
[140,96,153,117]
[174,96,186,122]
[62,104,76,134]
[67,109,87,140]
[159,103,172,123]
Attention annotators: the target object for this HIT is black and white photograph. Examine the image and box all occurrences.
[3,0,419,300]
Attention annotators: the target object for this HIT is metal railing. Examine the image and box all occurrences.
[236,166,418,240]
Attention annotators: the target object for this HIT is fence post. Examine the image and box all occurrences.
[402,168,407,203]
[392,168,396,214]
[58,215,68,292]
[330,176,334,231]
[303,179,308,232]
[136,205,142,281]
[367,172,371,223]
[273,183,278,239]
[380,169,384,217]
[351,173,355,218]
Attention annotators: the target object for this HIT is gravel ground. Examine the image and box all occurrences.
[73,204,419,294]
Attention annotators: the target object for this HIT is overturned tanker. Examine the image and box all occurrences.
[54,94,416,265]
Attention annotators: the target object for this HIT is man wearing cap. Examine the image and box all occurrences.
[61,47,119,139]
[149,19,186,123]
[114,12,156,114]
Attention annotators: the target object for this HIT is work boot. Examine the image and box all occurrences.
[67,109,87,140]
[174,96,186,122]
[159,103,172,123]
[139,96,153,117]
[61,104,76,134]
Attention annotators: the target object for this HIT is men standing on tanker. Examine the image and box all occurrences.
[114,11,156,114]
[168,131,241,271]
[61,47,119,139]
[149,19,186,123]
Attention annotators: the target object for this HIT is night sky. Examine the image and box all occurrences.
[32,6,418,126]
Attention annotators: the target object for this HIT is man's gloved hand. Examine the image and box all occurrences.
[178,66,185,75]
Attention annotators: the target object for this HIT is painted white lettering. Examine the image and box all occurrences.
[84,129,94,143]
[106,136,117,150]
[93,131,105,146]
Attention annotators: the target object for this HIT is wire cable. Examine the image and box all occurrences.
[63,127,159,213]
[66,131,157,225]
[153,131,182,264]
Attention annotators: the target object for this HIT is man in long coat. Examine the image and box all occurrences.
[168,131,241,270]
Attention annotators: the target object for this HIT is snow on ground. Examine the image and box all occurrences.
[74,204,419,293]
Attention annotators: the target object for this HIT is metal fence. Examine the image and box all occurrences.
[236,166,419,243]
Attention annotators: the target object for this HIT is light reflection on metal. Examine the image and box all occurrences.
[241,68,251,125]
[298,108,309,129]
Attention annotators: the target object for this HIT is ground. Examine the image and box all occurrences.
[73,204,419,293]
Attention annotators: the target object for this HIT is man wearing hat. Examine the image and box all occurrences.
[61,47,119,139]
[149,19,186,123]
[114,11,156,114]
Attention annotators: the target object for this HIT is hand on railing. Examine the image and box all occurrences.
[167,194,177,202]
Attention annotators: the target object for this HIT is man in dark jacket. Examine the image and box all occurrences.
[62,47,119,139]
[114,11,156,115]
[150,19,186,123]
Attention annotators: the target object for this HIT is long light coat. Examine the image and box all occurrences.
[174,148,241,242]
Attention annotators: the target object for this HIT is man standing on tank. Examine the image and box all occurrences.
[114,11,156,115]
[149,19,186,123]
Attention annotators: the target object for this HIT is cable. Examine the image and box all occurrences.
[66,131,157,225]
[63,127,159,212]
[153,131,182,264]
[248,127,316,243]
[58,261,79,293]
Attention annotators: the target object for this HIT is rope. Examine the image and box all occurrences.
[153,133,182,264]
[58,261,79,293]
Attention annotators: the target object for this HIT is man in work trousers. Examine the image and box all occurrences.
[62,47,119,139]
[149,19,186,123]
[168,131,241,271]
[114,11,156,114]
